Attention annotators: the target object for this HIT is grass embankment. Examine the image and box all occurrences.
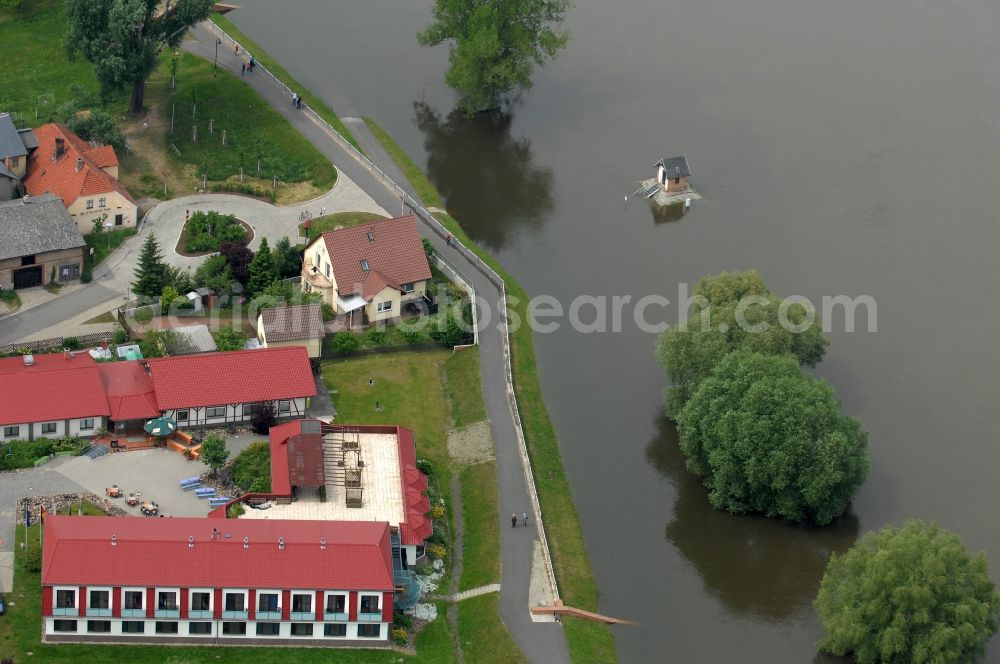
[366,126,617,663]
[0,0,117,126]
[209,13,361,153]
[0,524,456,663]
[124,51,335,203]
[364,118,445,209]
[299,211,387,238]
[0,289,21,313]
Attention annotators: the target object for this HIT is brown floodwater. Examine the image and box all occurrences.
[229,0,1000,660]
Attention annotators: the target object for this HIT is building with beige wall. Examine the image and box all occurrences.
[24,123,137,234]
[301,216,432,328]
[257,304,325,359]
[0,194,85,290]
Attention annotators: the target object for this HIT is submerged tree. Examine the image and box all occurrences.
[418,0,571,112]
[65,0,213,113]
[816,520,1000,663]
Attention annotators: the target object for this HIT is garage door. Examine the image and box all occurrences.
[13,265,42,289]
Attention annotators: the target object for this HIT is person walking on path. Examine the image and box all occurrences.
[511,514,517,528]
[446,233,454,247]
[522,512,529,527]
[292,92,298,107]
[249,55,255,72]
[241,62,246,75]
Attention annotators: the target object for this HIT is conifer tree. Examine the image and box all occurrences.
[132,233,169,298]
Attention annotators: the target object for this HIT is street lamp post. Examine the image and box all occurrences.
[105,221,114,251]
[214,38,221,75]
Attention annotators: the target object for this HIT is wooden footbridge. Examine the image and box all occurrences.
[531,600,634,625]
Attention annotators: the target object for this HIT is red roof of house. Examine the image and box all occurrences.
[23,123,136,208]
[316,215,432,301]
[145,346,317,410]
[268,420,326,495]
[98,362,160,421]
[0,353,109,426]
[42,515,393,591]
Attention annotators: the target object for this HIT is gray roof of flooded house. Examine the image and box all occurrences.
[170,324,218,354]
[656,155,691,178]
[0,193,85,261]
[18,128,38,151]
[0,161,17,181]
[0,114,27,159]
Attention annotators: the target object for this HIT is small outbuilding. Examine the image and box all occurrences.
[655,156,691,193]
[0,193,85,290]
[256,303,326,359]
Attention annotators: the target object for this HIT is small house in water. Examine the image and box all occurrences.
[655,156,691,193]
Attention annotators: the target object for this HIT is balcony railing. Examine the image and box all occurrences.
[324,611,349,621]
[121,608,145,618]
[154,608,180,619]
[52,607,78,617]
[188,609,212,619]
[88,607,112,617]
[222,610,248,620]
[289,610,314,621]
[256,610,281,620]
[358,610,382,622]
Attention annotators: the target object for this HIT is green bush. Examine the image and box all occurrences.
[112,328,128,344]
[23,545,42,573]
[231,441,272,493]
[331,331,360,355]
[183,211,248,253]
[133,307,154,324]
[62,336,79,350]
[393,613,413,629]
[226,503,245,518]
[0,439,55,470]
[366,329,388,348]
[392,627,409,646]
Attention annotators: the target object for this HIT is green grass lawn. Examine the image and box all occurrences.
[0,0,122,128]
[210,13,361,152]
[0,524,456,663]
[364,117,445,209]
[456,594,528,664]
[1,289,22,312]
[445,350,487,428]
[299,211,388,238]
[84,228,137,269]
[157,52,336,188]
[365,127,618,663]
[458,461,500,590]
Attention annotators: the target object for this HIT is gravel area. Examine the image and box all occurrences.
[446,421,494,466]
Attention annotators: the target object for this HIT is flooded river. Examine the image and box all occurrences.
[230,0,1000,660]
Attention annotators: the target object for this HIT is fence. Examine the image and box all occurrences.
[206,19,560,604]
[0,331,116,355]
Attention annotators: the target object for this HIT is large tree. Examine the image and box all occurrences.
[246,237,277,298]
[132,233,169,298]
[657,270,828,417]
[273,237,302,280]
[816,520,1000,663]
[675,350,868,525]
[418,0,571,112]
[65,0,213,114]
[219,241,253,287]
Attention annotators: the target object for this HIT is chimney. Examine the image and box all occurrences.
[211,527,219,541]
[23,354,34,366]
[111,535,117,547]
[243,536,249,549]
[63,349,70,360]
[320,538,326,550]
[278,537,285,550]
[76,157,84,172]
[188,535,195,549]
[54,137,65,161]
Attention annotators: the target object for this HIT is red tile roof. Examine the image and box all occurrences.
[98,362,160,421]
[145,346,316,409]
[42,515,393,591]
[316,215,432,302]
[23,124,136,208]
[0,353,109,426]
[268,420,326,495]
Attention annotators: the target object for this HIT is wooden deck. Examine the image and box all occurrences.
[530,601,633,625]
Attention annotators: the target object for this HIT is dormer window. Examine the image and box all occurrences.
[360,260,369,272]
[367,231,375,241]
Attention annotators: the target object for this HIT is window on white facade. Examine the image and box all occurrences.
[206,406,226,418]
[155,621,178,634]
[402,282,414,293]
[359,595,380,614]
[325,263,330,277]
[98,197,106,207]
[189,622,212,635]
[86,199,93,210]
[258,593,279,612]
[41,422,57,434]
[175,410,189,423]
[3,426,19,438]
[325,594,346,613]
[377,301,392,313]
[157,591,177,610]
[87,620,111,633]
[222,622,247,635]
[324,623,347,637]
[79,418,95,431]
[89,589,109,609]
[53,620,77,632]
[224,593,245,611]
[291,593,312,613]
[190,592,210,611]
[290,623,314,636]
[122,621,145,633]
[242,404,258,417]
[123,590,143,610]
[55,589,76,608]
[357,624,381,638]
[277,400,291,414]
[256,622,280,636]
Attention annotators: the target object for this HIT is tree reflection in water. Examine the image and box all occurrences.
[645,414,860,622]
[413,101,554,250]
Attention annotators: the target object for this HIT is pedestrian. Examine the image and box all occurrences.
[522,512,528,527]
[249,55,255,71]
[511,514,517,528]
[241,62,246,75]
[374,401,382,412]
[234,43,240,55]
[446,233,453,247]
[143,117,148,130]
[292,93,298,107]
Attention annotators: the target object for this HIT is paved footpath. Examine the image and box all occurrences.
[185,24,570,663]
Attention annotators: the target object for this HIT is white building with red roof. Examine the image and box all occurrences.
[301,215,433,327]
[24,123,137,234]
[42,515,395,645]
[0,347,316,442]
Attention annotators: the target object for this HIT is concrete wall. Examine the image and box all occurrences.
[67,191,137,234]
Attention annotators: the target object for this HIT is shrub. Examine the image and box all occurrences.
[112,328,128,344]
[392,627,409,646]
[231,441,271,492]
[183,211,248,253]
[393,613,413,629]
[23,545,42,573]
[331,331,360,355]
[425,543,447,560]
[226,503,245,518]
[366,329,387,348]
[416,457,435,478]
[400,325,424,344]
[0,439,55,470]
[320,302,335,321]
[133,307,154,324]
[249,402,276,435]
[62,336,79,350]
[200,433,230,475]
[429,504,446,520]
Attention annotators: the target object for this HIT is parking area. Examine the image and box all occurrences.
[54,449,222,518]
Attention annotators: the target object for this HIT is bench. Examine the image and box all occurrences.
[179,476,201,487]
[195,488,216,498]
[208,497,231,507]
[174,430,195,445]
